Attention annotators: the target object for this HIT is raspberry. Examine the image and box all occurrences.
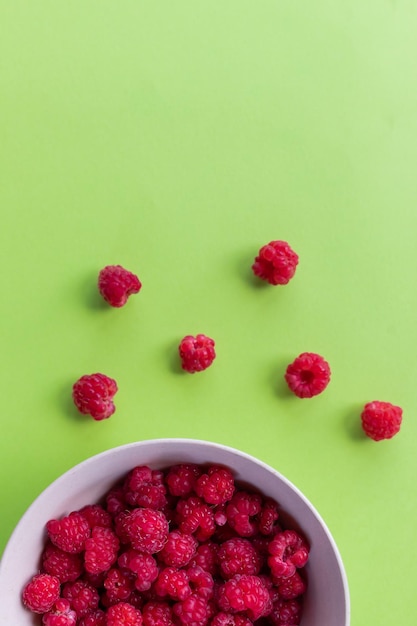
[268,598,302,625]
[165,464,202,497]
[42,598,77,626]
[176,496,216,542]
[122,508,169,553]
[188,542,219,576]
[98,264,142,308]
[172,593,211,625]
[41,542,84,582]
[195,466,235,505]
[187,566,214,599]
[154,567,192,602]
[72,373,118,421]
[267,530,309,578]
[105,601,143,626]
[62,580,99,617]
[252,240,299,286]
[284,352,331,398]
[225,491,262,537]
[142,600,175,626]
[46,512,90,554]
[217,538,262,579]
[22,573,61,614]
[103,567,135,602]
[78,609,106,626]
[258,498,280,536]
[84,526,120,574]
[124,466,167,510]
[178,334,216,373]
[158,530,198,567]
[211,613,252,626]
[273,571,307,599]
[361,400,403,441]
[217,575,272,621]
[79,504,112,529]
[118,549,159,591]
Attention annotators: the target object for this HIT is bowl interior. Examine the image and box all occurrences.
[0,439,350,625]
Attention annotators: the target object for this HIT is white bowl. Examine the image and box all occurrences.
[0,439,350,624]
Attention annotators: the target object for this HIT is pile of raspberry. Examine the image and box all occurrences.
[22,463,309,626]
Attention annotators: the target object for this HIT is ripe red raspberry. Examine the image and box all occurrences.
[142,600,174,626]
[42,598,77,626]
[175,496,216,542]
[172,593,211,625]
[225,491,262,537]
[284,352,331,398]
[211,613,252,626]
[46,512,90,554]
[361,400,403,441]
[78,609,106,626]
[154,567,191,602]
[178,334,216,373]
[267,530,309,578]
[268,598,302,625]
[41,542,84,582]
[273,571,307,599]
[84,526,120,574]
[122,508,169,553]
[118,549,159,591]
[103,567,135,602]
[123,466,167,510]
[217,575,272,621]
[98,265,142,308]
[79,504,112,529]
[105,486,126,517]
[258,498,280,536]
[22,573,61,614]
[62,580,99,617]
[195,466,235,505]
[105,601,143,626]
[158,530,198,567]
[188,542,219,576]
[217,538,262,579]
[252,240,299,286]
[72,373,118,421]
[165,464,202,497]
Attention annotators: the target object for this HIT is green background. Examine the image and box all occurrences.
[1,2,416,624]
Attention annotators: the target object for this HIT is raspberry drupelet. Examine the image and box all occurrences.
[361,400,403,441]
[252,240,299,286]
[284,352,331,398]
[72,373,118,420]
[22,573,61,614]
[98,264,142,308]
[178,334,216,373]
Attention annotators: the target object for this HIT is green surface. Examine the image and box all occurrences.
[1,1,416,623]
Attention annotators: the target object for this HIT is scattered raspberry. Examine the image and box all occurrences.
[78,609,106,626]
[217,575,272,621]
[361,400,403,441]
[118,549,159,591]
[158,530,198,567]
[22,573,61,614]
[124,466,167,510]
[252,240,299,286]
[273,571,307,599]
[122,508,169,553]
[142,600,175,626]
[105,601,143,626]
[98,264,142,308]
[165,464,202,497]
[42,598,77,626]
[176,496,216,542]
[172,593,211,625]
[217,538,262,579]
[46,512,91,554]
[268,598,302,625]
[267,530,309,578]
[84,526,120,574]
[226,491,262,537]
[154,567,191,602]
[62,580,99,617]
[195,466,235,505]
[284,352,331,398]
[72,373,118,421]
[41,542,84,582]
[178,334,216,373]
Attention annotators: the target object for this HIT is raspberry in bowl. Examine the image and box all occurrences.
[0,439,350,625]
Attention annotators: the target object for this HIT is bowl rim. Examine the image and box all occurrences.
[0,437,350,623]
